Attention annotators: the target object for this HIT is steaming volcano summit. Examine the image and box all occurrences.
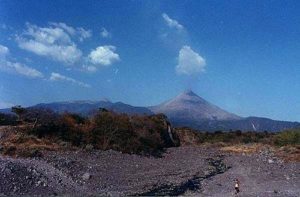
[148,90,299,131]
[149,90,241,122]
[1,90,299,131]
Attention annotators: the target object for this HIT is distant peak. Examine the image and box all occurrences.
[100,97,111,102]
[182,90,197,96]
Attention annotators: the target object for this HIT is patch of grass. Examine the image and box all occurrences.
[220,143,266,154]
[0,127,59,158]
[174,128,275,145]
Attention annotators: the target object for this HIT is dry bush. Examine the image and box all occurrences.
[89,111,138,152]
[173,128,203,146]
[0,113,17,125]
[0,127,59,157]
[174,128,275,146]
[21,109,178,156]
[274,129,300,146]
[275,145,300,162]
[89,111,177,155]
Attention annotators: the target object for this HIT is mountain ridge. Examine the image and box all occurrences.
[149,90,300,131]
[1,90,299,132]
[30,100,153,116]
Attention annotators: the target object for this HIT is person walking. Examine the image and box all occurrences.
[234,179,240,195]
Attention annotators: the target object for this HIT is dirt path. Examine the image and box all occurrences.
[200,153,300,197]
[0,146,299,196]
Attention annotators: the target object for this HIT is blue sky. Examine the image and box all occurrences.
[0,0,300,121]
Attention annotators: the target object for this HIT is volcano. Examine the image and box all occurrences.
[149,90,299,131]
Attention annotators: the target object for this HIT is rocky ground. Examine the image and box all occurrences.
[0,146,299,196]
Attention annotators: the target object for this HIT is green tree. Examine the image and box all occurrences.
[11,105,27,122]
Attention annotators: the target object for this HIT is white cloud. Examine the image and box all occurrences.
[0,44,44,78]
[100,28,111,38]
[77,27,92,42]
[114,68,119,74]
[50,22,92,41]
[25,23,72,44]
[0,45,9,57]
[17,38,82,64]
[88,45,120,66]
[162,13,184,31]
[16,23,85,64]
[49,22,76,35]
[50,72,90,88]
[176,45,206,75]
[4,61,44,78]
[82,65,97,72]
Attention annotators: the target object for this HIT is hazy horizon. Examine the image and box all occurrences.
[1,0,300,122]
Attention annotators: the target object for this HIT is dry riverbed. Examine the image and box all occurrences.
[0,146,299,196]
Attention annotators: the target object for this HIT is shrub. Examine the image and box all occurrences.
[89,111,135,150]
[27,109,177,156]
[174,128,276,145]
[11,105,27,122]
[0,113,17,125]
[274,129,300,146]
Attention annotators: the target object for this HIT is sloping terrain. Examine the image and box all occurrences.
[201,150,300,197]
[32,100,153,116]
[149,90,241,122]
[172,117,300,132]
[1,90,300,131]
[150,91,300,132]
[1,100,153,117]
[0,146,299,196]
[205,117,300,132]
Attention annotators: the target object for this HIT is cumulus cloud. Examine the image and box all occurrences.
[162,13,184,31]
[77,27,92,42]
[0,44,44,78]
[176,45,206,75]
[0,45,9,57]
[17,39,82,64]
[16,23,88,64]
[50,72,90,88]
[3,61,44,78]
[88,45,120,66]
[100,28,111,38]
[49,22,76,35]
[50,22,92,41]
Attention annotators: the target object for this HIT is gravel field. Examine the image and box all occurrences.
[0,146,299,196]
